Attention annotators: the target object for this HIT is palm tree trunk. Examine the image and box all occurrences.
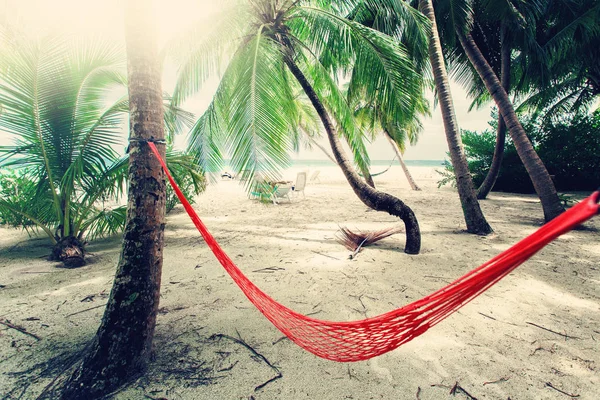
[61,1,166,398]
[457,31,564,221]
[477,25,510,199]
[360,164,376,188]
[281,51,420,254]
[384,131,421,191]
[419,0,493,235]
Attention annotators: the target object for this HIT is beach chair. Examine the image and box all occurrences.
[309,170,321,183]
[272,183,292,204]
[292,172,307,199]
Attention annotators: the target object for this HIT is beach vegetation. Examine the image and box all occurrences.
[0,31,204,267]
[170,0,432,254]
[439,110,600,193]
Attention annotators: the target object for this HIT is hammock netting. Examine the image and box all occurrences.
[148,143,599,362]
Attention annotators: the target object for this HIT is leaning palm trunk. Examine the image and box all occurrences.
[385,131,421,191]
[477,25,510,200]
[62,1,166,398]
[282,51,421,254]
[457,31,564,221]
[419,0,493,235]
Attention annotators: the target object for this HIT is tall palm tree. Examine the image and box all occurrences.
[172,0,430,253]
[474,24,510,199]
[62,1,166,397]
[457,29,564,221]
[418,0,493,234]
[0,31,130,267]
[437,0,565,221]
[442,0,592,200]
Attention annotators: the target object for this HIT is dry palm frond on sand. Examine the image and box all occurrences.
[336,226,403,255]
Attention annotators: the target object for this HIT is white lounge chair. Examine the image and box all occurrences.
[272,183,292,204]
[292,172,307,198]
[309,170,321,183]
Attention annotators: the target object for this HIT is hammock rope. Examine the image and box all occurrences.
[148,142,599,362]
[358,155,397,178]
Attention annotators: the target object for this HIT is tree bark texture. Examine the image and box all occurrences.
[282,50,421,254]
[457,31,564,221]
[385,131,421,191]
[419,0,493,235]
[61,1,166,398]
[477,25,510,199]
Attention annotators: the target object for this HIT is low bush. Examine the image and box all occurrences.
[438,110,600,193]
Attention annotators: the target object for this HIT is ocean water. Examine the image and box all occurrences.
[289,159,445,168]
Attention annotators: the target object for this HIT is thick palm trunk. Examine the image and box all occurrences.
[384,131,421,191]
[282,52,420,254]
[61,1,166,398]
[419,0,492,235]
[477,26,510,199]
[457,31,564,221]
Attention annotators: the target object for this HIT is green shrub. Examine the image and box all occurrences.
[537,111,600,191]
[164,157,207,213]
[439,110,600,193]
[0,169,38,228]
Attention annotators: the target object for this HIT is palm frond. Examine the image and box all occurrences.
[168,2,250,105]
[80,206,127,241]
[336,225,403,253]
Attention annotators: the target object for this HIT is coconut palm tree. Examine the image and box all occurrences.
[434,0,565,221]
[172,0,430,253]
[442,0,598,200]
[61,1,167,397]
[417,0,493,234]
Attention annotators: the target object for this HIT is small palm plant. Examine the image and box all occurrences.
[0,33,130,267]
[0,32,204,267]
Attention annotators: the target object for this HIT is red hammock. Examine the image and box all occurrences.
[149,142,599,362]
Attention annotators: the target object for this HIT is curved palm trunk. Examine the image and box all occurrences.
[477,26,510,199]
[384,131,421,191]
[457,31,564,221]
[62,1,166,398]
[282,54,420,254]
[419,0,493,235]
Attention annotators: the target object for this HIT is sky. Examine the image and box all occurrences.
[0,0,494,161]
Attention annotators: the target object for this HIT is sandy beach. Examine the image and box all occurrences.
[1,165,599,399]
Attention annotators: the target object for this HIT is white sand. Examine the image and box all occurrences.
[1,166,599,399]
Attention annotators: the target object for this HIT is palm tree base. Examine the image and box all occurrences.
[50,236,86,268]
